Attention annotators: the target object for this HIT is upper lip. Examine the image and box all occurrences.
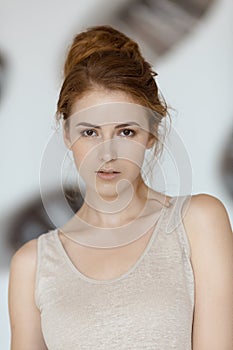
[96,168,120,173]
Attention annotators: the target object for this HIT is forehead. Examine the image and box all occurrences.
[64,103,158,134]
[70,89,139,113]
[64,90,158,131]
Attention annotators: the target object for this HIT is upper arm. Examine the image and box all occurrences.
[8,239,48,350]
[183,193,233,350]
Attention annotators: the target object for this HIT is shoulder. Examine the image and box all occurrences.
[8,239,39,311]
[182,193,232,234]
[8,238,49,349]
[184,192,229,214]
[182,194,233,347]
[9,238,38,274]
[182,192,233,261]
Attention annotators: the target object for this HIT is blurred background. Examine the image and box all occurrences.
[1,0,233,347]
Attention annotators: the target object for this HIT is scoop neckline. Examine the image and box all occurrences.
[54,196,175,284]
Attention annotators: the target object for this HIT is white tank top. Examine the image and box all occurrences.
[35,195,194,349]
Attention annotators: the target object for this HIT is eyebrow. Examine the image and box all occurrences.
[75,122,141,129]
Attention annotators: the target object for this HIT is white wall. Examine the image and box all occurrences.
[158,0,233,217]
[1,0,232,348]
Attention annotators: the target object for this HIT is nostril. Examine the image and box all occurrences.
[98,142,117,162]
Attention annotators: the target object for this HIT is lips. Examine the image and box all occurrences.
[96,169,120,173]
[96,170,121,180]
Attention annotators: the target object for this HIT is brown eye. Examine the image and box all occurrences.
[120,129,135,137]
[81,129,97,137]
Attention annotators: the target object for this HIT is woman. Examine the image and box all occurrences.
[8,25,233,349]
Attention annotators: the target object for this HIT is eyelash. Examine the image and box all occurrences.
[80,128,136,138]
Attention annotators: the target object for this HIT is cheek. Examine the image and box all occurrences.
[120,142,146,167]
[71,142,88,169]
[71,142,99,176]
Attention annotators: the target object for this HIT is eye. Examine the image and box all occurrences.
[80,129,97,137]
[119,129,136,137]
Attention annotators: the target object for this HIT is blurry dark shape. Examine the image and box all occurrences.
[110,0,215,61]
[220,129,233,199]
[7,186,84,252]
[0,52,7,101]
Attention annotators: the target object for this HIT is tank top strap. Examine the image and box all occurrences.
[35,230,61,310]
[161,195,191,233]
[159,194,192,258]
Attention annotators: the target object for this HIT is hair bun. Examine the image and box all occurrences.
[64,25,141,78]
[57,24,168,136]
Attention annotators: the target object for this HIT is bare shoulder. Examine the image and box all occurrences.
[182,193,232,230]
[10,238,38,270]
[182,193,233,257]
[183,192,230,215]
[182,194,233,348]
[9,238,39,297]
[8,237,48,349]
[9,238,39,302]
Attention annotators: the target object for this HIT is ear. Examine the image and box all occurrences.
[62,123,72,150]
[146,134,156,149]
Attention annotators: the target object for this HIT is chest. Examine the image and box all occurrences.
[40,235,194,350]
[58,227,154,280]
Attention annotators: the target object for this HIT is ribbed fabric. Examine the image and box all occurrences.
[35,195,194,349]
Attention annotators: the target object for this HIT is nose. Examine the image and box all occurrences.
[98,139,117,162]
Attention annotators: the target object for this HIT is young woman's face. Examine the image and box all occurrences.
[63,90,155,198]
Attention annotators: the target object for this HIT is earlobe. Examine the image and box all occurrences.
[62,127,72,150]
[146,135,156,149]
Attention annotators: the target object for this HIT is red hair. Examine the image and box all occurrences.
[56,25,171,159]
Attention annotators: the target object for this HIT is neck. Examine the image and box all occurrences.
[77,177,150,228]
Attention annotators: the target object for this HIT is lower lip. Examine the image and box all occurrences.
[96,172,121,180]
